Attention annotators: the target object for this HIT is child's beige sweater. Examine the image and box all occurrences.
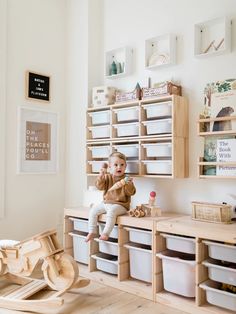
[95,174,136,210]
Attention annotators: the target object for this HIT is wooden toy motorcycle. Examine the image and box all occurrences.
[0,229,78,291]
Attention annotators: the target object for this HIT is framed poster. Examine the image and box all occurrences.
[17,107,58,174]
[25,71,50,102]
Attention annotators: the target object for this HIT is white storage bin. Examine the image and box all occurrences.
[124,243,152,283]
[157,250,196,297]
[142,119,172,135]
[126,161,139,174]
[94,238,118,256]
[200,280,236,312]
[113,144,139,158]
[69,232,89,264]
[203,240,236,263]
[114,107,139,122]
[88,110,110,125]
[88,125,110,139]
[88,145,111,158]
[142,143,172,158]
[113,122,139,137]
[88,160,106,173]
[143,102,172,119]
[124,227,152,246]
[202,259,236,286]
[69,217,89,233]
[92,253,118,275]
[143,160,172,175]
[98,222,118,239]
[160,233,196,254]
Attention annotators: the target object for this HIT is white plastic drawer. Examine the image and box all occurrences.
[88,145,111,158]
[200,280,236,312]
[202,259,236,286]
[88,110,110,125]
[124,227,152,246]
[160,233,195,254]
[126,161,139,174]
[69,217,89,233]
[142,119,172,135]
[157,250,196,297]
[143,101,172,119]
[94,238,118,256]
[113,122,139,137]
[114,107,139,122]
[88,125,110,139]
[91,253,118,275]
[98,222,118,239]
[69,232,89,264]
[203,240,236,263]
[142,143,172,158]
[143,160,172,175]
[124,243,152,283]
[88,160,105,173]
[113,144,139,158]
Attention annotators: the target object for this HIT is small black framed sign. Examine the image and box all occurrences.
[25,71,50,102]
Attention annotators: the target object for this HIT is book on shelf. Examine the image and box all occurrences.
[202,79,236,132]
[216,138,236,176]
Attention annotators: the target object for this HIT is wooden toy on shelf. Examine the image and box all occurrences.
[129,205,145,218]
[0,229,90,311]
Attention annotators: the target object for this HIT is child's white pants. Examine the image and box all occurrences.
[88,202,127,236]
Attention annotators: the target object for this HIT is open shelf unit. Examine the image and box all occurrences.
[64,208,236,314]
[86,95,189,178]
[194,16,231,57]
[145,34,176,70]
[197,116,236,178]
[105,47,133,79]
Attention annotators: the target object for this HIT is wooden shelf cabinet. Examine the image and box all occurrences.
[64,208,236,314]
[86,95,189,178]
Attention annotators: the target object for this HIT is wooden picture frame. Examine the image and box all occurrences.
[25,71,50,102]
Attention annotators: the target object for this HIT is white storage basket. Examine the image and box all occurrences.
[92,253,118,275]
[160,233,195,254]
[88,160,106,173]
[142,143,172,158]
[157,250,196,297]
[94,238,118,256]
[113,144,139,158]
[114,107,139,122]
[88,145,111,158]
[202,259,236,286]
[88,110,110,125]
[200,280,236,312]
[126,161,139,174]
[143,160,172,175]
[203,240,236,263]
[98,222,118,239]
[124,243,152,283]
[142,119,172,135]
[69,217,89,233]
[124,227,152,246]
[88,125,110,139]
[69,232,89,264]
[143,101,172,119]
[113,122,139,137]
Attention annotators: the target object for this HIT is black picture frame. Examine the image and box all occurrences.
[25,71,50,102]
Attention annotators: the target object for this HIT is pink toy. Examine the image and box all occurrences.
[149,191,156,206]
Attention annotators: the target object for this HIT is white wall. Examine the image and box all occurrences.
[84,0,236,214]
[0,0,66,239]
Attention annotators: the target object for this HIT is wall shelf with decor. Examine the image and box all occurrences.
[197,116,236,178]
[194,16,231,57]
[105,47,133,79]
[86,95,189,178]
[145,34,176,70]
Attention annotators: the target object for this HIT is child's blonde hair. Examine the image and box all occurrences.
[109,151,126,162]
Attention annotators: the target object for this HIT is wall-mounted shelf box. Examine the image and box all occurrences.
[105,47,133,79]
[145,34,176,70]
[194,17,231,57]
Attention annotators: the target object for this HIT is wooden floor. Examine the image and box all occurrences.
[0,280,188,314]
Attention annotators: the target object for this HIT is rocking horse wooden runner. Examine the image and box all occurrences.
[0,229,89,312]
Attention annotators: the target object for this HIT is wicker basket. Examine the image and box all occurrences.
[191,201,232,224]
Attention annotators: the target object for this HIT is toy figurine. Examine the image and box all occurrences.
[149,191,156,206]
[108,176,129,192]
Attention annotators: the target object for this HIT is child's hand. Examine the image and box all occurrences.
[99,163,108,177]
